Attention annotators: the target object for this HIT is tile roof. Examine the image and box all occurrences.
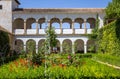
[13,8,105,14]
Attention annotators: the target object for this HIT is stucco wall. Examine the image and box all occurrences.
[0,0,12,33]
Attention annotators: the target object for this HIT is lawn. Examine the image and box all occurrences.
[0,54,120,79]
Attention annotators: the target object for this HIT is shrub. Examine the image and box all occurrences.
[0,30,10,56]
[32,53,43,65]
[98,19,120,56]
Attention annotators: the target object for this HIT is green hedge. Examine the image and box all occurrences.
[0,30,10,56]
[98,19,120,56]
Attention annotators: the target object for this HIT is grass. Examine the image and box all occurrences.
[93,53,120,67]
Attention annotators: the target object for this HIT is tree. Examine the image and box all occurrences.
[45,27,57,54]
[105,0,120,19]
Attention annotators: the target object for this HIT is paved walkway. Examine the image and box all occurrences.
[92,59,120,70]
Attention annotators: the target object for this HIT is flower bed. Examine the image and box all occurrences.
[0,54,120,78]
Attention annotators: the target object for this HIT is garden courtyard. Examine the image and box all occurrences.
[0,0,120,78]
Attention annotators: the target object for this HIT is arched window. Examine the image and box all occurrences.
[74,23,80,29]
[26,18,36,29]
[62,18,72,29]
[52,22,60,29]
[13,18,24,29]
[62,23,71,29]
[41,23,47,29]
[74,18,84,29]
[87,18,96,29]
[86,22,90,29]
[50,18,60,29]
[31,23,37,29]
[38,18,45,29]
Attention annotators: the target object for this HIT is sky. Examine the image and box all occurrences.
[19,0,112,8]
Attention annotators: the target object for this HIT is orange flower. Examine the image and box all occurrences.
[14,61,19,67]
[59,64,66,68]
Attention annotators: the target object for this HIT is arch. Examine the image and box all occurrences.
[38,39,45,49]
[62,18,72,29]
[62,39,72,53]
[38,18,46,29]
[50,18,60,24]
[50,18,60,29]
[74,39,84,54]
[87,40,95,53]
[87,18,96,29]
[26,18,36,29]
[26,39,36,53]
[74,18,84,29]
[13,18,24,30]
[14,39,24,53]
[38,39,45,53]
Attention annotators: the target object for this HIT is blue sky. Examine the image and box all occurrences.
[19,0,112,8]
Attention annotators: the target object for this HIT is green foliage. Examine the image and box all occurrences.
[93,54,120,67]
[0,57,120,78]
[0,30,10,56]
[45,27,57,53]
[38,42,46,54]
[89,14,99,40]
[32,53,43,65]
[98,19,120,55]
[26,41,36,53]
[45,27,57,47]
[62,42,72,53]
[106,0,120,19]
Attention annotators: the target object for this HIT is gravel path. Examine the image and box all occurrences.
[92,59,120,70]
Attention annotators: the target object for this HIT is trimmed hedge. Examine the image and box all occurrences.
[98,19,120,56]
[0,30,10,56]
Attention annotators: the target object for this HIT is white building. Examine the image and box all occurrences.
[0,0,105,54]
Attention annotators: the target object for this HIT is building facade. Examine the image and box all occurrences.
[0,0,105,54]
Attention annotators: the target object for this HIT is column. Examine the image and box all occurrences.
[72,20,75,34]
[60,20,62,34]
[24,20,26,35]
[80,24,82,29]
[84,19,87,34]
[48,20,50,28]
[24,45,26,52]
[60,41,63,53]
[72,42,75,54]
[36,20,39,34]
[40,24,42,29]
[36,45,38,53]
[84,42,87,54]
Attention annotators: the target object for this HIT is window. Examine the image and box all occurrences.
[0,5,2,9]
